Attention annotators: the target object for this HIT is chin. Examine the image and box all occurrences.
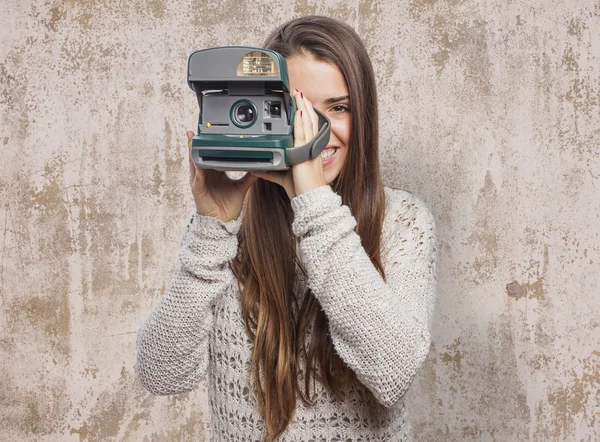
[325,170,340,185]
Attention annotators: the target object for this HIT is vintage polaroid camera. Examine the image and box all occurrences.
[187,46,331,171]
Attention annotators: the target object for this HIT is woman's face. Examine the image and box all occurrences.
[286,53,351,185]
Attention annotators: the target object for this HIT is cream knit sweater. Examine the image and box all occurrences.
[136,184,437,441]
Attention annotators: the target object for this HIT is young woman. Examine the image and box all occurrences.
[136,15,437,442]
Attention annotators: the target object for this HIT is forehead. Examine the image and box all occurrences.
[286,54,349,104]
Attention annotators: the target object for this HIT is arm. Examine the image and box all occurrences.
[291,185,437,407]
[135,211,241,395]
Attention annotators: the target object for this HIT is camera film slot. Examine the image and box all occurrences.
[200,149,273,164]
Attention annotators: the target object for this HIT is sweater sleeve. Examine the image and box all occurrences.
[135,210,242,395]
[291,185,437,408]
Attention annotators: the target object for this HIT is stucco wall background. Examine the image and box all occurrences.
[1,0,599,440]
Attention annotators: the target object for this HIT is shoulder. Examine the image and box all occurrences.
[382,186,437,263]
[383,186,436,231]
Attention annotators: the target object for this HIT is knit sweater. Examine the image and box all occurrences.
[136,184,437,441]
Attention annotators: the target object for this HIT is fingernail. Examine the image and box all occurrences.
[295,88,298,92]
[300,110,303,117]
[301,92,303,98]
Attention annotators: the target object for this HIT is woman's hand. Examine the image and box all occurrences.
[187,131,258,222]
[250,89,326,200]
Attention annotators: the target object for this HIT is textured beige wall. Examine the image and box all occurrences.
[1,0,599,441]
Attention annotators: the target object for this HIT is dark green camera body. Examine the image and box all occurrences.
[187,46,330,171]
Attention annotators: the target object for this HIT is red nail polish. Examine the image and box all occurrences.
[300,110,303,117]
[301,92,303,98]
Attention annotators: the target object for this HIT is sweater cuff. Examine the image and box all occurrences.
[290,185,342,237]
[186,210,242,239]
[179,210,241,275]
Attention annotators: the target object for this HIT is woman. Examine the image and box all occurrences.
[136,15,437,442]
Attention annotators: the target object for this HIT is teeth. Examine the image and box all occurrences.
[322,148,336,160]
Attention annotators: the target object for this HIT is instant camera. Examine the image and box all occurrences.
[187,46,331,171]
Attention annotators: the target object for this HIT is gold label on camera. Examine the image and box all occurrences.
[237,51,277,76]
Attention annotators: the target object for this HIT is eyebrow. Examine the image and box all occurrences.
[324,95,350,105]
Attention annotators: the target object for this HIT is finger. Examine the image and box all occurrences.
[293,108,306,147]
[294,90,306,115]
[296,91,314,142]
[303,97,320,138]
[301,99,314,143]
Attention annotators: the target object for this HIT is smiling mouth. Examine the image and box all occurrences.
[321,147,338,161]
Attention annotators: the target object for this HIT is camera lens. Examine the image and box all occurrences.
[236,105,254,123]
[231,100,257,128]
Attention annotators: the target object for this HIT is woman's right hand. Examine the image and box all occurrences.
[187,131,259,223]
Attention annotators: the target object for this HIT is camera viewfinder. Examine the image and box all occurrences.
[265,101,281,118]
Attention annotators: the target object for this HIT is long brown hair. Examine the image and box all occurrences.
[229,15,387,441]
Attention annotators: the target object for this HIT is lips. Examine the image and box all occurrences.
[321,147,338,162]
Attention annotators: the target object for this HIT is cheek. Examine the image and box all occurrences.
[331,119,352,147]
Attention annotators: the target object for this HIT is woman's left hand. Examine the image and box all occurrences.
[251,89,326,200]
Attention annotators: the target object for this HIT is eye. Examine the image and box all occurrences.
[331,104,350,113]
